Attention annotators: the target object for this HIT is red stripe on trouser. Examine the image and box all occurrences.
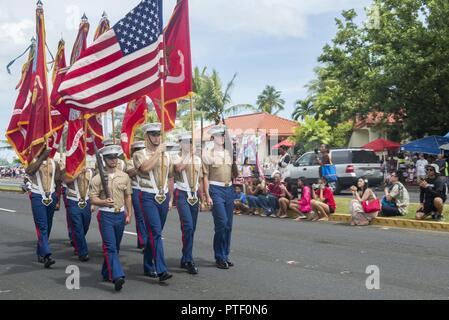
[140,192,156,257]
[67,205,79,254]
[29,195,42,249]
[135,192,143,246]
[175,190,186,249]
[97,212,112,281]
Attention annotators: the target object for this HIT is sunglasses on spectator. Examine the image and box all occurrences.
[426,168,435,172]
[104,155,119,160]
[147,132,161,137]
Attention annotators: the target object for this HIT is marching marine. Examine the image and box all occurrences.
[202,125,236,270]
[125,141,148,250]
[133,123,173,282]
[25,147,62,268]
[64,164,94,262]
[173,133,202,275]
[89,144,133,292]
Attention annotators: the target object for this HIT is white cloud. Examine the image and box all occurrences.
[190,0,370,38]
[0,20,34,45]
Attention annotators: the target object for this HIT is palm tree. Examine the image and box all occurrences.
[256,85,285,115]
[194,69,253,125]
[292,97,315,121]
[0,140,12,151]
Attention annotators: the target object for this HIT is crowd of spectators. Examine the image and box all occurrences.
[0,166,25,179]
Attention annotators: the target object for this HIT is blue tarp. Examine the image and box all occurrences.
[401,136,449,155]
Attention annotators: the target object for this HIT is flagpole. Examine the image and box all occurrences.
[190,96,195,192]
[111,109,116,144]
[160,63,166,197]
[83,117,88,195]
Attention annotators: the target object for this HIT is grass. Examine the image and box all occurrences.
[333,197,449,220]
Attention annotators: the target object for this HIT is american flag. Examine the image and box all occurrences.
[58,0,163,113]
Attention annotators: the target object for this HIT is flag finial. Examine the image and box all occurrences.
[36,0,43,8]
[102,11,108,19]
[82,13,88,22]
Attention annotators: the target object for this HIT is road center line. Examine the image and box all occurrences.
[0,208,16,213]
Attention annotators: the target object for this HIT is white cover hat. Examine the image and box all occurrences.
[131,141,145,149]
[99,144,122,157]
[208,125,227,136]
[142,123,162,133]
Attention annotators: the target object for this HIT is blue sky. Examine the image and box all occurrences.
[0,0,373,160]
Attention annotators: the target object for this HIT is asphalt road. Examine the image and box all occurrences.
[1,191,449,300]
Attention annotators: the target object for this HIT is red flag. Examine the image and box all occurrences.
[5,42,36,164]
[120,97,147,160]
[65,111,86,179]
[22,2,53,164]
[150,0,193,131]
[65,15,90,177]
[48,40,68,158]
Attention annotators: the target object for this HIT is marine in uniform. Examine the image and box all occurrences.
[25,148,62,268]
[202,126,236,269]
[172,133,202,275]
[89,145,133,292]
[133,123,173,282]
[125,141,148,250]
[64,165,94,261]
[101,138,127,172]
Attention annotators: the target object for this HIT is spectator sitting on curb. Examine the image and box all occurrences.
[309,177,336,222]
[289,177,312,222]
[416,164,447,221]
[234,185,249,215]
[267,173,292,219]
[349,178,379,226]
[380,171,410,217]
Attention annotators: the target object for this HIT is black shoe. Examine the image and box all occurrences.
[216,260,229,269]
[38,256,45,264]
[184,262,198,275]
[158,272,173,282]
[79,255,89,262]
[144,271,158,278]
[114,277,125,291]
[43,255,55,269]
[226,261,234,267]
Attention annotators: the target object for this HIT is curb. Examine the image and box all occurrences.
[0,186,23,193]
[329,214,449,232]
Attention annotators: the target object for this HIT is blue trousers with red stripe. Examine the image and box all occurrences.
[174,189,199,264]
[30,192,57,258]
[141,191,170,275]
[61,187,74,246]
[131,188,148,248]
[67,199,91,257]
[97,211,125,282]
[209,185,235,262]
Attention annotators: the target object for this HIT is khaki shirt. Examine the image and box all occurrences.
[90,170,132,210]
[172,153,203,190]
[29,159,61,193]
[133,149,172,190]
[126,159,139,188]
[66,169,93,199]
[202,149,233,185]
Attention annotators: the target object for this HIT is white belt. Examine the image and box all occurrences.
[98,206,125,213]
[174,182,194,193]
[209,181,232,188]
[141,186,169,194]
[132,186,141,191]
[67,195,90,202]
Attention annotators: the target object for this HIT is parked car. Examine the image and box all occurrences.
[284,148,383,194]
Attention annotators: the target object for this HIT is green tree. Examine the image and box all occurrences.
[292,97,314,121]
[291,116,332,151]
[298,0,449,139]
[256,85,285,115]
